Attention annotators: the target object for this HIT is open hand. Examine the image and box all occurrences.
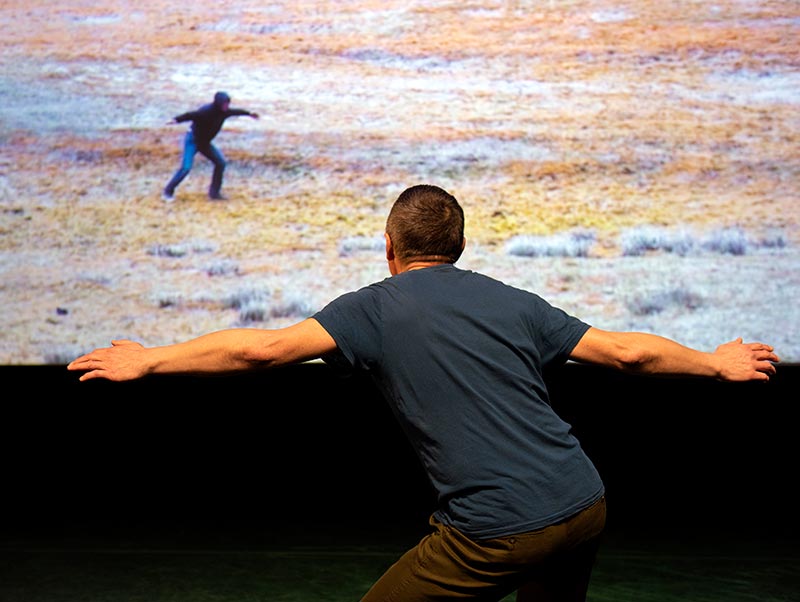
[714,338,779,382]
[67,339,150,382]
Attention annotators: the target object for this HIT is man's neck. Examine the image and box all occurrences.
[401,260,450,273]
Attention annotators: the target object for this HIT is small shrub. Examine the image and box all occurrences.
[148,244,187,258]
[238,300,270,324]
[154,292,183,308]
[338,235,385,257]
[270,295,316,319]
[224,287,271,310]
[206,260,240,276]
[189,240,217,254]
[755,229,788,250]
[703,227,748,255]
[621,226,697,256]
[147,240,216,258]
[627,287,704,316]
[505,229,596,258]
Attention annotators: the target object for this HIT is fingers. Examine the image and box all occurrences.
[726,338,773,353]
[730,339,780,365]
[748,342,780,364]
[78,369,103,382]
[68,341,141,372]
[66,354,105,381]
[750,371,771,382]
[762,360,778,374]
[750,342,779,381]
[757,361,777,377]
[68,347,110,371]
[66,355,92,370]
[67,356,101,372]
[752,348,779,381]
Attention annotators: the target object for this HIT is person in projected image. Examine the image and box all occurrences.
[68,184,779,602]
[162,91,259,202]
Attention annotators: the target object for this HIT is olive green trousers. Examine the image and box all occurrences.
[361,496,606,602]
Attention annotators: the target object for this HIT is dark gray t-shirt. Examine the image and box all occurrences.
[313,264,604,539]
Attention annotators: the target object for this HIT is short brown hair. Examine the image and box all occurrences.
[386,184,465,263]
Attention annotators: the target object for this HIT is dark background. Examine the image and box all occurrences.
[1,362,796,543]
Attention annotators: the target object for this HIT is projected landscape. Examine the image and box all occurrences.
[1,0,798,364]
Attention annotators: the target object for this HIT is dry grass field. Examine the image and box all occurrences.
[1,0,798,364]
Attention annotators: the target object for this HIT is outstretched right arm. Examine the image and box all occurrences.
[67,318,337,382]
[165,110,198,125]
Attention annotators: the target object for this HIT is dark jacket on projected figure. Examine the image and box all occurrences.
[163,91,258,201]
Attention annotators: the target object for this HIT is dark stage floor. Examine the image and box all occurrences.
[1,520,797,602]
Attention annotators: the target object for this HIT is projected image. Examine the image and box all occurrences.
[2,1,798,364]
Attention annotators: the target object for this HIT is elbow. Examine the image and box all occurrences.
[239,346,280,369]
[614,345,654,373]
[233,335,283,370]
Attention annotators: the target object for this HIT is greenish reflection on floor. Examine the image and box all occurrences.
[2,525,797,602]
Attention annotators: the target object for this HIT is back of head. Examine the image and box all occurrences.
[386,184,465,264]
[214,91,231,107]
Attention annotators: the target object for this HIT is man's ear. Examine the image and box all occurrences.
[385,233,395,261]
[385,233,399,275]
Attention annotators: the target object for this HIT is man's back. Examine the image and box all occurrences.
[315,264,605,538]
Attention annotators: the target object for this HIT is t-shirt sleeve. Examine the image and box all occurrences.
[313,286,383,370]
[528,295,591,366]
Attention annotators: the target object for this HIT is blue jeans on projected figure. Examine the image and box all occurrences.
[164,131,226,199]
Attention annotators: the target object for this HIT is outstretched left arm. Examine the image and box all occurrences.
[569,328,779,382]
